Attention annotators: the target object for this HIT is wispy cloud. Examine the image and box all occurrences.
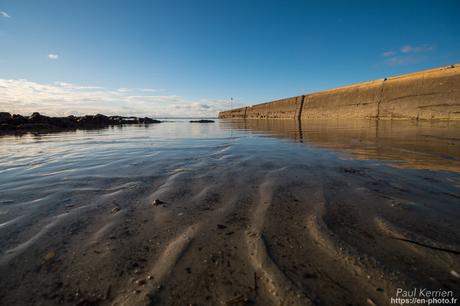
[0,79,226,117]
[382,51,395,57]
[383,56,418,66]
[48,53,59,60]
[0,11,10,18]
[400,44,433,53]
[381,44,434,66]
[117,87,158,93]
[138,88,157,93]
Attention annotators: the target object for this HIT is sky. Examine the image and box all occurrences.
[0,0,459,117]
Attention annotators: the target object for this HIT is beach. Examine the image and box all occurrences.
[0,119,459,306]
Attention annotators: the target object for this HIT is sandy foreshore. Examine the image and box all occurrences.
[0,120,459,306]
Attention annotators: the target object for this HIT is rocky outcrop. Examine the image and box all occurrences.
[189,120,215,123]
[0,113,161,134]
[219,64,460,120]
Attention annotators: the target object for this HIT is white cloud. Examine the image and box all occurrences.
[0,79,226,117]
[0,11,10,18]
[384,56,417,66]
[381,44,434,66]
[117,87,158,93]
[400,45,412,53]
[138,88,157,93]
[400,44,433,53]
[382,51,395,57]
[48,53,59,60]
[53,81,104,90]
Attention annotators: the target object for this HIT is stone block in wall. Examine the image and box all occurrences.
[300,80,383,119]
[379,65,460,120]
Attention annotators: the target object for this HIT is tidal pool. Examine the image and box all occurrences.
[0,119,459,306]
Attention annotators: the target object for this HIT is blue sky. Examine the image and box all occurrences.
[0,0,459,117]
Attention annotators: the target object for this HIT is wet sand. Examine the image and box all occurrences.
[0,120,459,305]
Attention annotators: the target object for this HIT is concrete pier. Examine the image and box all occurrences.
[218,64,460,120]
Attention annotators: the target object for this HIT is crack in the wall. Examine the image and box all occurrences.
[376,79,387,120]
[296,95,306,120]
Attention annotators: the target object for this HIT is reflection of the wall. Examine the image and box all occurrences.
[221,119,460,172]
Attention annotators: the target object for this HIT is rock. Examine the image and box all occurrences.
[0,112,11,124]
[140,117,161,124]
[94,113,110,123]
[49,117,78,129]
[44,251,56,261]
[12,114,27,124]
[0,112,162,134]
[367,298,377,306]
[217,224,227,229]
[108,116,123,124]
[112,207,120,213]
[29,112,50,123]
[77,115,95,126]
[451,270,460,278]
[77,114,111,127]
[0,112,11,119]
[136,279,146,286]
[225,295,246,304]
[153,199,164,206]
[189,119,215,123]
[0,123,15,131]
[19,123,53,130]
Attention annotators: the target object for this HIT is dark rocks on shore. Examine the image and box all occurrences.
[189,119,215,123]
[0,112,12,122]
[152,199,164,206]
[0,112,161,134]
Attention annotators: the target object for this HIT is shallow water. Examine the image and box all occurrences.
[0,119,459,306]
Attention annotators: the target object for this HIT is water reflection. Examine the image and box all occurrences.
[2,119,460,174]
[220,119,460,172]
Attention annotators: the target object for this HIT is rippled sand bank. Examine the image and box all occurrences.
[0,120,459,305]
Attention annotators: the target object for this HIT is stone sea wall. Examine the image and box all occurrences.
[218,64,460,120]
